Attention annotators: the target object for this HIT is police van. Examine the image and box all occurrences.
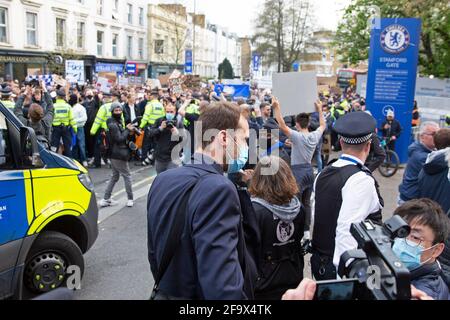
[0,103,98,299]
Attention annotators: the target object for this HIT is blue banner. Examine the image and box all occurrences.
[366,18,422,163]
[185,49,193,74]
[126,63,137,75]
[252,54,261,72]
[95,63,124,73]
[214,84,251,100]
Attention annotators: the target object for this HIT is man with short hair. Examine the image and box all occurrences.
[393,199,450,300]
[399,121,440,205]
[147,102,256,300]
[273,98,326,239]
[260,102,272,124]
[148,101,184,175]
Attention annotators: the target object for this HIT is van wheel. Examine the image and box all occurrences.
[24,231,84,295]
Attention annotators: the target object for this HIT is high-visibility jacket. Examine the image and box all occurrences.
[183,103,201,127]
[52,99,77,133]
[1,100,15,110]
[140,99,165,129]
[90,102,125,135]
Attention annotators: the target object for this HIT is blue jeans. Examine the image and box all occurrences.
[73,127,87,162]
[314,139,323,173]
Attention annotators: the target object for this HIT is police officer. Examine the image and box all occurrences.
[140,90,165,166]
[90,91,123,168]
[311,112,384,280]
[51,89,77,157]
[178,95,201,164]
[0,85,14,110]
[445,114,450,128]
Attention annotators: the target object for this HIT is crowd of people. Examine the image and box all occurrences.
[1,75,449,300]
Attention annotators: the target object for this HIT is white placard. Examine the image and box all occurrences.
[96,77,113,94]
[272,71,318,116]
[65,60,85,84]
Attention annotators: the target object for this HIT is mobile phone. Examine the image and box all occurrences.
[314,278,358,300]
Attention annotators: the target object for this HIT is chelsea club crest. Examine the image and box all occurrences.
[380,24,410,54]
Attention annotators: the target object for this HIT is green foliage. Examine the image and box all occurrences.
[218,58,234,79]
[334,0,450,78]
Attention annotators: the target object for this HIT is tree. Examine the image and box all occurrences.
[334,0,450,78]
[218,58,234,79]
[253,0,313,72]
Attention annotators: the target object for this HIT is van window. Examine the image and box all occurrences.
[0,112,13,169]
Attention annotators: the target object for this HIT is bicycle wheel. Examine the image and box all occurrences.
[378,150,400,178]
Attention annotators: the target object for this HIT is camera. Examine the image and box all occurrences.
[166,120,176,129]
[24,79,40,87]
[316,216,412,300]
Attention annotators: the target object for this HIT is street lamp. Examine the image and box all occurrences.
[193,0,196,75]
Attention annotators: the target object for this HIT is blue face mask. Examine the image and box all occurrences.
[392,238,437,271]
[166,113,175,121]
[227,141,249,174]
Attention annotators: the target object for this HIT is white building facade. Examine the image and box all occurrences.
[189,15,242,80]
[0,0,148,81]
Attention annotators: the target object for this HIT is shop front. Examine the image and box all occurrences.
[0,49,48,81]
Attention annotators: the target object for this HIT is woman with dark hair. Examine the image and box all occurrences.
[249,155,305,300]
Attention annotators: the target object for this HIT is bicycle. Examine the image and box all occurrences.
[378,137,400,178]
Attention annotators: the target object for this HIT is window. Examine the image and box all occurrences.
[0,113,13,169]
[26,12,37,46]
[112,34,118,57]
[56,18,66,47]
[139,7,144,26]
[113,0,119,11]
[0,7,8,43]
[138,38,144,60]
[127,35,133,58]
[77,21,85,49]
[97,30,103,56]
[127,4,133,24]
[154,39,164,54]
[97,0,103,16]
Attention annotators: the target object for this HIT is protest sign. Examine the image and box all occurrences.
[272,71,318,116]
[96,77,114,94]
[65,60,85,84]
[168,70,184,95]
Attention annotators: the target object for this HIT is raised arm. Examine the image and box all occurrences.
[272,97,292,138]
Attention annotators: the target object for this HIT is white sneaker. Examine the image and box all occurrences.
[99,199,118,207]
[126,200,134,208]
[82,161,88,167]
[99,199,111,207]
[101,159,106,166]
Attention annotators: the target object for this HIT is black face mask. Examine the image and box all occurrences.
[112,113,122,120]
[86,96,93,100]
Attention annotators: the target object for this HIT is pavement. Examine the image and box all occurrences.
[74,160,405,300]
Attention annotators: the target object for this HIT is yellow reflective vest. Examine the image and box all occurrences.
[52,99,77,133]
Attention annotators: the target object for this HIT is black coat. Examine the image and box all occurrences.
[381,119,402,139]
[148,117,184,162]
[106,117,131,161]
[365,134,386,172]
[123,103,142,125]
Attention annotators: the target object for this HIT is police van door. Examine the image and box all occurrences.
[0,108,33,299]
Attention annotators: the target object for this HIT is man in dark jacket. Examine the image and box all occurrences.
[381,110,402,151]
[83,89,100,160]
[123,94,142,125]
[100,102,137,208]
[393,199,450,300]
[148,100,184,175]
[399,122,440,205]
[418,128,450,287]
[147,102,257,300]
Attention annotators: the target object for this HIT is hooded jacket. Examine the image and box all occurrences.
[399,142,433,201]
[251,197,305,300]
[418,148,450,213]
[410,261,450,300]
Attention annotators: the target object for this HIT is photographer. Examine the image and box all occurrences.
[99,102,136,208]
[148,99,184,175]
[392,199,450,300]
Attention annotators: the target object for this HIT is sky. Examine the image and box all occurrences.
[158,0,351,37]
